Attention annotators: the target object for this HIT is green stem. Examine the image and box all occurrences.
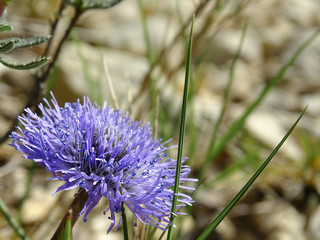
[197,106,308,240]
[0,197,30,240]
[18,161,36,222]
[119,183,129,240]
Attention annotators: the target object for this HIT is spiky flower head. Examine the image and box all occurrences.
[10,93,197,232]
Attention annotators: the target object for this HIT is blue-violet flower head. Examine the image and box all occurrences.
[10,93,197,232]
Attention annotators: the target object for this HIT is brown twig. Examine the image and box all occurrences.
[44,0,66,57]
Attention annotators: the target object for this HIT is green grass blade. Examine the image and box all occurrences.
[18,161,36,222]
[138,0,153,64]
[200,28,320,180]
[166,14,194,240]
[51,189,88,240]
[0,197,30,240]
[196,106,308,240]
[58,208,73,240]
[206,19,249,154]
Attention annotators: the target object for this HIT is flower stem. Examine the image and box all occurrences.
[119,183,129,240]
[51,189,88,240]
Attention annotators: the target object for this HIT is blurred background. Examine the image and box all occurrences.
[0,0,320,239]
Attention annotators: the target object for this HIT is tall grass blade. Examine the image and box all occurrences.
[166,14,194,240]
[207,19,249,155]
[197,106,308,240]
[200,28,320,180]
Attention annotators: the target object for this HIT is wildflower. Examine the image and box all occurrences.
[10,93,197,232]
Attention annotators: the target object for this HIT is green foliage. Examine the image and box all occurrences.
[2,1,320,240]
[0,15,50,70]
[13,35,51,49]
[0,38,16,53]
[167,15,194,240]
[196,107,308,240]
[0,22,12,31]
[66,0,123,11]
[0,55,49,70]
[199,28,320,180]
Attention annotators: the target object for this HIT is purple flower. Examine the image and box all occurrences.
[10,93,197,232]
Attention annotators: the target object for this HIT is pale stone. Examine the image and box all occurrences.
[22,187,56,223]
[246,109,304,160]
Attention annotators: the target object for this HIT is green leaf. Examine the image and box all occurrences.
[65,0,82,8]
[0,39,15,53]
[0,37,19,45]
[0,23,12,31]
[0,36,50,53]
[82,0,123,10]
[13,35,51,49]
[65,0,122,10]
[166,14,194,240]
[196,107,308,240]
[0,56,49,70]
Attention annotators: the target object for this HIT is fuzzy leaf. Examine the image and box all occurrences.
[0,37,19,45]
[66,0,122,10]
[13,35,51,49]
[65,0,82,8]
[82,0,122,10]
[0,39,15,53]
[0,56,49,70]
[0,23,12,31]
